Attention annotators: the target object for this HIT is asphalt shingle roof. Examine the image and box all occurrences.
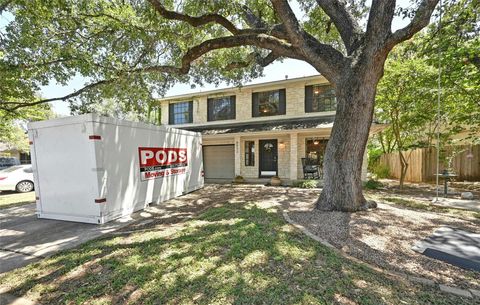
[182,115,336,135]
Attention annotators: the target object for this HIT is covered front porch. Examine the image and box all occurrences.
[201,129,346,184]
[185,116,379,184]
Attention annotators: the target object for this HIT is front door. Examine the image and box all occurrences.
[259,139,278,177]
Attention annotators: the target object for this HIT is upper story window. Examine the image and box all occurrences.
[305,84,337,112]
[252,89,286,117]
[207,95,236,121]
[169,101,193,125]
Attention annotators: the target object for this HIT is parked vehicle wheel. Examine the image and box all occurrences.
[16,180,34,193]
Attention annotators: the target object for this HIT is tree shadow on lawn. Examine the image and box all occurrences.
[0,187,471,305]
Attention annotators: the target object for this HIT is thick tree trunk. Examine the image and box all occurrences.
[316,69,380,212]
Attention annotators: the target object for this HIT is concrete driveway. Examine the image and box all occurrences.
[0,203,150,274]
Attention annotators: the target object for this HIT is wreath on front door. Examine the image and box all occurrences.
[264,143,274,152]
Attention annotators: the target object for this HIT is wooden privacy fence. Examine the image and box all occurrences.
[379,145,480,182]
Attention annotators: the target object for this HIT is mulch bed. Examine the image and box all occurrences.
[287,197,480,290]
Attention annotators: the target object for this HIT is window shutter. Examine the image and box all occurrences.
[279,89,286,115]
[305,85,313,113]
[207,98,213,121]
[252,92,259,117]
[230,95,236,119]
[169,103,174,124]
[188,101,193,123]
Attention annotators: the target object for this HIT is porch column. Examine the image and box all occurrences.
[290,133,298,181]
[234,135,241,176]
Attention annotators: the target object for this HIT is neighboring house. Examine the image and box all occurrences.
[0,143,31,164]
[159,75,384,183]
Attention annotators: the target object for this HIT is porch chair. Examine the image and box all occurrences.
[301,157,321,180]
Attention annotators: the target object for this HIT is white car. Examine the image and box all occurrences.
[0,165,35,193]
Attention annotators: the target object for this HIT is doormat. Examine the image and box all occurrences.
[412,227,480,271]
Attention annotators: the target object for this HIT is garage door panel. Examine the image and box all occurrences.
[203,145,234,179]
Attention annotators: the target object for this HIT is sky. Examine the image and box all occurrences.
[3,0,415,116]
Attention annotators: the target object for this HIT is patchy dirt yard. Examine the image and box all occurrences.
[144,182,480,290]
[377,179,480,200]
[1,184,475,305]
[285,183,480,291]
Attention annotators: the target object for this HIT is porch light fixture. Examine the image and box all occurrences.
[279,142,286,149]
[313,139,320,145]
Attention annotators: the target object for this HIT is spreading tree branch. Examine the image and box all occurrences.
[138,34,303,74]
[241,5,268,29]
[315,0,363,54]
[270,0,304,47]
[366,0,396,43]
[387,0,440,47]
[240,5,289,40]
[225,51,280,70]
[1,33,300,111]
[1,79,114,111]
[3,0,440,113]
[148,0,245,35]
[270,0,347,81]
[148,1,346,75]
[148,0,290,42]
[301,36,349,82]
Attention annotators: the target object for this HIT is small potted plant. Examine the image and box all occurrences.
[270,175,282,186]
[234,175,245,184]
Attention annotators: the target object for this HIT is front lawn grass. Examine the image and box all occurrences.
[0,201,471,304]
[0,191,35,209]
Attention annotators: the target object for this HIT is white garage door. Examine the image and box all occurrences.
[203,145,235,180]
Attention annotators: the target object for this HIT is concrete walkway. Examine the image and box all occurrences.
[0,203,152,274]
[431,197,480,212]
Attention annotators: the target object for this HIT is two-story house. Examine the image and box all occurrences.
[158,75,384,183]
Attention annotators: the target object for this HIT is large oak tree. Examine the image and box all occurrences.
[1,0,440,211]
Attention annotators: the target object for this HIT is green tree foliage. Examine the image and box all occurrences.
[376,52,439,147]
[375,52,438,186]
[0,104,54,152]
[0,0,274,113]
[69,96,161,124]
[372,0,479,186]
[422,0,480,141]
[1,0,441,211]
